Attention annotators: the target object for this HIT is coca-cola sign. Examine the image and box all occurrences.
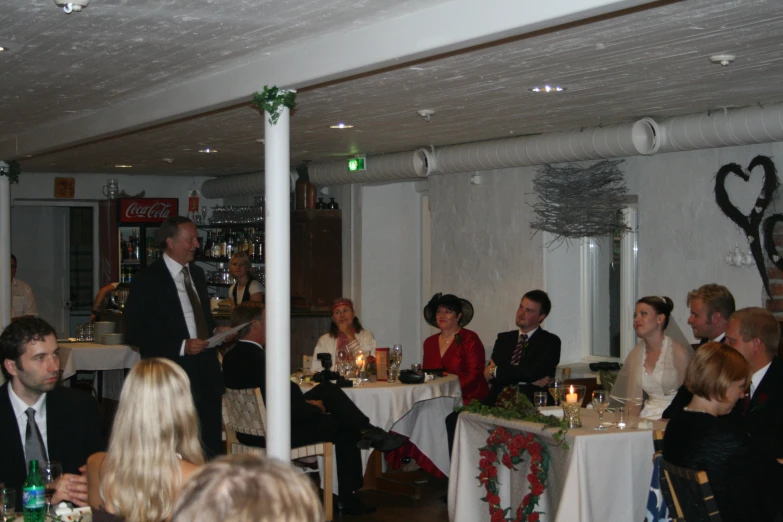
[119,198,179,223]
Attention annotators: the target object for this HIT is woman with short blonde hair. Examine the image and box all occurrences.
[228,251,263,308]
[87,358,204,522]
[171,454,324,522]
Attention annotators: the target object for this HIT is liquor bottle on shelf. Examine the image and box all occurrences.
[204,231,213,259]
[120,233,128,261]
[133,229,140,260]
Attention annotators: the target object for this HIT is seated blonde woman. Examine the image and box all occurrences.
[86,358,204,522]
[170,454,324,522]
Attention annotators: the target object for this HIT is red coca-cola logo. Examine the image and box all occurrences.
[119,198,179,223]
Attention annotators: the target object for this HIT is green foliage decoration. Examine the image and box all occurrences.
[251,86,296,125]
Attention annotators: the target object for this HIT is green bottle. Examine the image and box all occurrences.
[22,460,45,522]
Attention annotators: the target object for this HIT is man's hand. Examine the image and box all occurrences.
[184,338,210,355]
[532,376,551,388]
[484,360,496,381]
[52,472,89,507]
[306,400,326,413]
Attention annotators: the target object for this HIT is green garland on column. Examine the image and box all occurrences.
[0,160,20,184]
[251,86,296,125]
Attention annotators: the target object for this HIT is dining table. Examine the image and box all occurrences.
[301,374,462,495]
[58,341,140,400]
[449,408,666,522]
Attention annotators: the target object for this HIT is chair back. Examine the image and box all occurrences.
[653,429,665,458]
[222,387,268,438]
[303,354,313,370]
[659,458,722,522]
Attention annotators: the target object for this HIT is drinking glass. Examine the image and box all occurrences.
[615,406,629,429]
[533,391,547,411]
[3,488,15,520]
[548,380,563,406]
[591,390,609,430]
[41,461,62,515]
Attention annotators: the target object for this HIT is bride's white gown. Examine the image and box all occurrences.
[639,338,679,420]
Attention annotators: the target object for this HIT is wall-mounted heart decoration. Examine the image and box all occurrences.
[763,214,783,272]
[714,155,779,298]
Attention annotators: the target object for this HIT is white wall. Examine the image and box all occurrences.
[10,173,222,212]
[421,143,782,366]
[428,169,544,353]
[359,182,423,367]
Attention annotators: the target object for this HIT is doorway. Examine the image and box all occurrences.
[11,200,99,337]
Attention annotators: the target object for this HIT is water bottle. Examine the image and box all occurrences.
[23,460,45,522]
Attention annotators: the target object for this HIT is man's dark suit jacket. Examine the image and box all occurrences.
[487,328,561,404]
[222,340,322,446]
[124,257,224,400]
[0,384,104,506]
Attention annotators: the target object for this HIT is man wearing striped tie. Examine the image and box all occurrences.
[484,290,561,405]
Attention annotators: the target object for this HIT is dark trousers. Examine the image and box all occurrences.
[195,391,225,459]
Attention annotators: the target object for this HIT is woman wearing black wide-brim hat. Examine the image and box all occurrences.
[422,293,489,405]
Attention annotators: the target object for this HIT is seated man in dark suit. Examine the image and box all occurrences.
[221,302,405,516]
[484,290,561,404]
[722,307,783,520]
[662,283,735,419]
[0,317,104,508]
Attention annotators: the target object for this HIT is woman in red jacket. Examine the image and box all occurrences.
[422,293,489,405]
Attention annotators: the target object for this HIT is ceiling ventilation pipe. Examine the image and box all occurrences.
[657,103,783,153]
[432,118,660,174]
[201,171,264,198]
[308,148,434,185]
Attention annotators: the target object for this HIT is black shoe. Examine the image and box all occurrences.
[337,494,377,515]
[357,427,407,452]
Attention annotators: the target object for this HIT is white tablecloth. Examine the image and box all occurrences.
[449,410,665,522]
[303,375,462,493]
[59,342,140,399]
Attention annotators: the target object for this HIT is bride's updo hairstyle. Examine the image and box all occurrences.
[637,296,674,329]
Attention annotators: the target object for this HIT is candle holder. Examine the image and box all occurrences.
[561,384,587,428]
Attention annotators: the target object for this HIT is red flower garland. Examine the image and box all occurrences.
[478,426,549,522]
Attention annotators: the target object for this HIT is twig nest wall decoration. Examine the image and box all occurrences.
[530,159,629,241]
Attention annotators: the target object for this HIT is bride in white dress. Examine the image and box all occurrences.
[611,296,693,420]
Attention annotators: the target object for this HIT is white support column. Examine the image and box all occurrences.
[264,105,292,460]
[0,174,11,334]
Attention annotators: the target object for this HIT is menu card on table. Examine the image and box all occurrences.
[375,348,389,381]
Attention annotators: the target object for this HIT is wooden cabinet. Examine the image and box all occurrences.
[290,210,342,311]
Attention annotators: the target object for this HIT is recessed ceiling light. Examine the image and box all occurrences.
[114,164,132,168]
[0,46,7,52]
[256,138,265,144]
[198,148,218,153]
[329,122,354,129]
[529,85,566,93]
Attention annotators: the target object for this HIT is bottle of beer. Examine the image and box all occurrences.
[23,460,45,522]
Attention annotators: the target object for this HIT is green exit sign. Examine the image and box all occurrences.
[347,156,366,171]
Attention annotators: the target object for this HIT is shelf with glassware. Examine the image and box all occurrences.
[196,226,265,299]
[118,226,162,284]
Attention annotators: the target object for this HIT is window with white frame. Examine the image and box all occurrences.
[581,204,638,360]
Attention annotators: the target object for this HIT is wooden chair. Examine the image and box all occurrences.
[302,354,313,371]
[654,429,722,522]
[223,388,334,521]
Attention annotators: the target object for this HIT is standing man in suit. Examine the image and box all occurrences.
[0,317,104,507]
[222,302,405,515]
[723,307,783,520]
[484,290,561,404]
[125,216,225,458]
[662,284,735,419]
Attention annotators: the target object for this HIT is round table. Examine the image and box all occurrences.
[301,375,462,492]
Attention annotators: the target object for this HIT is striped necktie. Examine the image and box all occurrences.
[510,334,529,366]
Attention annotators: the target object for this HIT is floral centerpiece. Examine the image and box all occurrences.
[365,355,377,380]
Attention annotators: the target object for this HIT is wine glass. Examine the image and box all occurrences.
[389,345,403,383]
[548,380,563,406]
[591,390,609,430]
[41,461,62,515]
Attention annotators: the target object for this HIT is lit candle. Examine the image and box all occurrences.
[356,354,364,371]
[565,385,578,404]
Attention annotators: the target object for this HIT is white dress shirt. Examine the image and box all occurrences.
[8,385,48,460]
[11,278,38,318]
[750,361,771,398]
[163,253,201,355]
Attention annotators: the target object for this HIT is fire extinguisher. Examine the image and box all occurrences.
[188,189,200,222]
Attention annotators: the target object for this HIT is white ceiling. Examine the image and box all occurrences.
[2,0,783,177]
